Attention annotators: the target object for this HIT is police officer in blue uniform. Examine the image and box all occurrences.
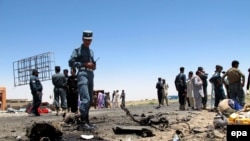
[29,69,43,116]
[52,66,67,116]
[68,30,96,130]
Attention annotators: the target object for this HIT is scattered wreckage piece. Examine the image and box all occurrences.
[120,105,169,131]
[121,105,193,132]
[213,112,228,128]
[26,121,63,141]
[112,125,153,137]
[62,112,81,125]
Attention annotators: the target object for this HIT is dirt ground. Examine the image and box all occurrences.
[0,100,227,141]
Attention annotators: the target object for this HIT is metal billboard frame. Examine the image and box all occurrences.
[13,52,55,87]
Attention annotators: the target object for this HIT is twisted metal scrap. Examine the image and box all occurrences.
[120,105,169,131]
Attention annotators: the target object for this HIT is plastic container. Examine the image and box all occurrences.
[228,113,239,125]
[235,118,250,125]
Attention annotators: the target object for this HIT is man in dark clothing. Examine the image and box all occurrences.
[156,77,163,108]
[67,68,78,113]
[209,65,226,109]
[175,67,187,110]
[246,68,250,95]
[222,60,245,106]
[29,69,43,116]
[63,69,70,112]
[198,67,208,109]
[120,90,126,107]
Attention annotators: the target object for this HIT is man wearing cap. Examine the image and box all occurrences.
[29,69,43,116]
[197,67,208,109]
[222,60,245,106]
[52,66,67,116]
[68,30,96,130]
[209,65,226,110]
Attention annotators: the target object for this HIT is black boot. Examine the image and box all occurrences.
[79,117,95,131]
[87,115,97,128]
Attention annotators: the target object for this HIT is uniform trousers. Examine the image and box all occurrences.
[77,70,94,118]
[31,91,42,115]
[214,86,226,108]
[54,88,67,110]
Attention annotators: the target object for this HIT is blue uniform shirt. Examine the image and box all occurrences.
[52,73,66,88]
[29,75,43,92]
[68,44,95,69]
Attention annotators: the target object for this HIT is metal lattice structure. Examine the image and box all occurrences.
[13,52,55,87]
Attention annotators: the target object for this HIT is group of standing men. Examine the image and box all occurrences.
[51,67,78,115]
[92,89,126,109]
[111,90,126,108]
[174,60,247,111]
[180,67,209,111]
[156,78,169,108]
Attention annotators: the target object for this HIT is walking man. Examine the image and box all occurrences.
[175,67,187,110]
[52,66,67,116]
[29,69,43,116]
[68,30,96,130]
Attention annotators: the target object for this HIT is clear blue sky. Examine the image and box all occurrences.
[1,0,250,103]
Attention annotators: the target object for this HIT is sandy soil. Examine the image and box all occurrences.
[0,100,226,141]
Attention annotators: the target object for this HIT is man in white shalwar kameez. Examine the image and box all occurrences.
[187,71,195,109]
[192,70,204,110]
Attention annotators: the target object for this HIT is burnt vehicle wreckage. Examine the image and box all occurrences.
[24,96,230,140]
[24,105,227,141]
[115,105,190,138]
[25,105,195,140]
